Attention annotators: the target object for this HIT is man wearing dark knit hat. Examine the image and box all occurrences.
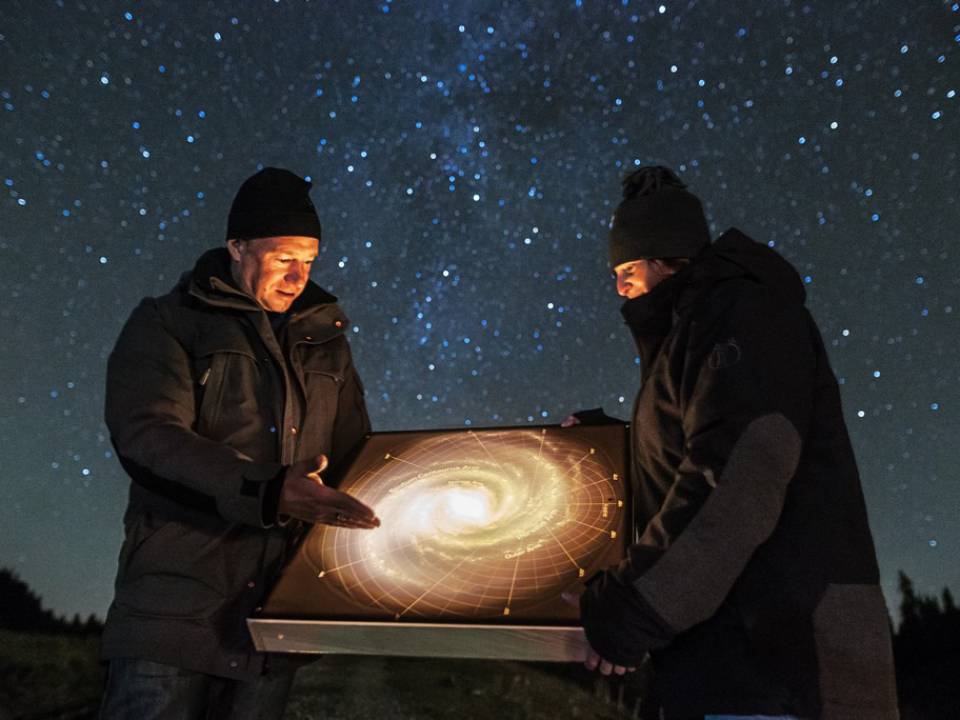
[565,166,899,719]
[99,167,379,719]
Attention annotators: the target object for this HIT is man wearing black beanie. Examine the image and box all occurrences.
[567,167,898,719]
[99,167,379,719]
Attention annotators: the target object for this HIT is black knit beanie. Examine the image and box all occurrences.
[226,167,322,241]
[608,166,710,267]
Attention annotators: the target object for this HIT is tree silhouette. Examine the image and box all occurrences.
[0,568,59,632]
[894,571,960,720]
[0,568,102,634]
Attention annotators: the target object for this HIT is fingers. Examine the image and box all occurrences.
[314,485,380,528]
[583,647,634,675]
[324,508,380,529]
[584,649,601,672]
[306,454,329,484]
[319,508,380,529]
[594,657,629,676]
[333,489,378,520]
[328,513,381,529]
[560,414,581,428]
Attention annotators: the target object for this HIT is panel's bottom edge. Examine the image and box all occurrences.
[247,618,589,662]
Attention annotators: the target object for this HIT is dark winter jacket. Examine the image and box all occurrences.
[580,229,898,719]
[101,248,370,680]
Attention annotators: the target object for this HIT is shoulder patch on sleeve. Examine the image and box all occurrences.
[707,337,742,369]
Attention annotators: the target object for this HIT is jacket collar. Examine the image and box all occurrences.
[183,248,348,336]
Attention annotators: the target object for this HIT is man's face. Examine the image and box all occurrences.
[226,235,319,312]
[612,259,673,299]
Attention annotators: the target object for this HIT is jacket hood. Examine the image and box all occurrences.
[681,228,806,310]
[184,247,338,314]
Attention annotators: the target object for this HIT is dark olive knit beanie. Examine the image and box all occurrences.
[226,167,322,241]
[608,166,710,267]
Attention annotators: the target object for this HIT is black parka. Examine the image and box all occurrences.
[101,248,370,680]
[580,229,899,719]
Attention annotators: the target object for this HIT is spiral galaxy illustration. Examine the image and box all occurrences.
[305,428,624,619]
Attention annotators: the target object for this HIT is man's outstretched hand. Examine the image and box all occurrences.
[278,454,380,529]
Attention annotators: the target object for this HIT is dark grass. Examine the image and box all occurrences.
[0,633,647,720]
[0,630,103,720]
[3,629,956,719]
[286,655,648,719]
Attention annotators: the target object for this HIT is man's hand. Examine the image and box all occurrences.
[561,408,623,427]
[278,455,380,529]
[561,590,636,676]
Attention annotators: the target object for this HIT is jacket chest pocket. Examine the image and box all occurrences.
[298,340,346,390]
[297,344,346,454]
[194,346,262,439]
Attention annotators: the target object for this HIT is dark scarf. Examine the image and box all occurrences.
[620,268,688,381]
[266,310,290,340]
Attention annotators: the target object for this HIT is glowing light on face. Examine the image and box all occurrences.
[307,430,624,619]
[613,259,676,298]
[228,235,318,312]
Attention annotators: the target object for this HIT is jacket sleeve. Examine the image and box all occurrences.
[105,298,283,527]
[581,287,813,665]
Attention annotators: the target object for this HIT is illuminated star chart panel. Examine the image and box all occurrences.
[260,425,629,626]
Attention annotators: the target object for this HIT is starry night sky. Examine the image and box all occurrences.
[1,0,957,622]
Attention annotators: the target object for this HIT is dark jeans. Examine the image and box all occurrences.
[98,658,295,720]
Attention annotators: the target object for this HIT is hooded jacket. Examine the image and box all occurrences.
[101,248,370,680]
[580,229,898,719]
